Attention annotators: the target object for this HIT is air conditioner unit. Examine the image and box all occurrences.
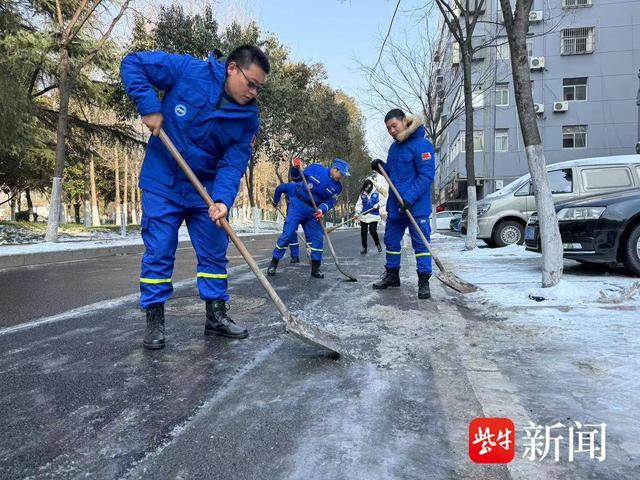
[554,101,569,112]
[529,11,543,22]
[533,103,545,114]
[529,56,545,70]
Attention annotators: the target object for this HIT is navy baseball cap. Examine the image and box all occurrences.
[332,158,350,176]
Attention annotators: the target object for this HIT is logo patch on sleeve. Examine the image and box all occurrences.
[421,152,432,161]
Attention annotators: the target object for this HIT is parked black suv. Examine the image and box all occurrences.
[525,188,640,275]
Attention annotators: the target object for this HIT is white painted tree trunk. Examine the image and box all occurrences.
[526,145,563,287]
[90,156,100,227]
[252,206,260,233]
[465,185,478,250]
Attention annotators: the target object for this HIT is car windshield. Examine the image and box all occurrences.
[486,176,530,198]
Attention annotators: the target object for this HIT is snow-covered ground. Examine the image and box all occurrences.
[0,222,282,256]
[436,234,640,312]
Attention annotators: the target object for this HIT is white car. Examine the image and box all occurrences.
[434,210,463,230]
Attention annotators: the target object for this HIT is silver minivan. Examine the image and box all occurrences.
[461,155,640,247]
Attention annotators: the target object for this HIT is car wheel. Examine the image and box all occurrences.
[622,223,640,275]
[492,220,524,247]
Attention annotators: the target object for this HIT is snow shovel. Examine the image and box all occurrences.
[158,129,344,356]
[273,203,311,260]
[297,162,358,282]
[375,165,478,294]
[326,205,377,234]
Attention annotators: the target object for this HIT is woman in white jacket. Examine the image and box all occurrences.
[355,179,386,255]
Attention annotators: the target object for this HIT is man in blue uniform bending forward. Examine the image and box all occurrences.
[267,157,350,279]
[121,45,270,350]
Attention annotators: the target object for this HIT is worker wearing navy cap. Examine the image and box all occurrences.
[268,157,349,279]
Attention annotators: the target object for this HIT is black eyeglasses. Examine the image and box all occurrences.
[237,66,265,94]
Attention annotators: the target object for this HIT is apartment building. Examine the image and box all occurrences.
[436,0,640,208]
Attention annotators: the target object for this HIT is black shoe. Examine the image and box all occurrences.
[360,248,367,255]
[143,303,165,350]
[372,268,400,289]
[418,273,431,299]
[205,300,248,339]
[376,244,382,253]
[290,257,300,264]
[267,258,279,276]
[311,260,324,279]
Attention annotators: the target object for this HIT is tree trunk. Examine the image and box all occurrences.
[45,47,72,242]
[26,188,34,222]
[245,160,256,208]
[74,203,81,224]
[130,157,138,224]
[123,153,128,226]
[9,196,16,221]
[114,151,121,226]
[501,0,563,287]
[83,156,92,228]
[90,155,101,227]
[462,46,478,250]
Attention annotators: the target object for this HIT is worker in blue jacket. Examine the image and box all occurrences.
[267,157,350,279]
[120,45,270,350]
[272,182,310,263]
[372,109,435,299]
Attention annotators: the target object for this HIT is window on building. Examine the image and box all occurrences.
[495,129,509,152]
[562,125,587,148]
[582,167,633,190]
[563,77,588,101]
[473,131,484,151]
[526,39,534,57]
[548,169,574,193]
[496,83,509,106]
[450,131,484,154]
[497,38,510,60]
[561,27,595,54]
[563,0,592,7]
[472,87,484,108]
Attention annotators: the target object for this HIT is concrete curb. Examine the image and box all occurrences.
[0,240,193,270]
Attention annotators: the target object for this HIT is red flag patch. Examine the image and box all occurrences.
[422,152,432,161]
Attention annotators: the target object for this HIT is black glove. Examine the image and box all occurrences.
[371,158,385,172]
[399,199,412,213]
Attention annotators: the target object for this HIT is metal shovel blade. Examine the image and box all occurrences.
[435,271,478,294]
[285,311,346,358]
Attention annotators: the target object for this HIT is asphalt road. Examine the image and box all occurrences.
[0,229,637,479]
[0,233,281,328]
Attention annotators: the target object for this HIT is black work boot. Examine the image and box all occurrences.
[418,273,431,299]
[376,244,383,253]
[290,257,300,264]
[205,300,248,339]
[143,303,165,350]
[372,268,401,289]
[267,258,279,276]
[360,247,367,255]
[310,260,324,279]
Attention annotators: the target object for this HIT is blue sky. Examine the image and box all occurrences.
[246,0,424,157]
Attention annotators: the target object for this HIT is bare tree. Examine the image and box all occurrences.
[499,0,562,287]
[45,0,132,241]
[434,0,489,250]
